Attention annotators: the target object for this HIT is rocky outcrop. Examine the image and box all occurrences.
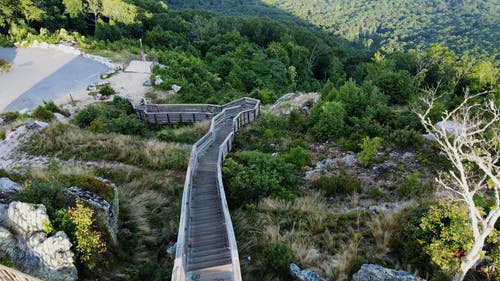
[67,185,118,244]
[290,263,326,281]
[268,92,320,115]
[0,177,21,203]
[352,264,424,281]
[0,202,77,281]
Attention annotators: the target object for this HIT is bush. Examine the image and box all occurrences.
[99,84,116,97]
[397,172,433,199]
[390,128,424,148]
[74,105,100,128]
[223,151,296,207]
[1,112,20,122]
[107,115,145,136]
[68,200,107,269]
[0,128,5,140]
[310,101,346,141]
[261,242,295,276]
[32,105,55,121]
[357,136,383,167]
[12,180,67,219]
[58,175,114,202]
[312,175,363,195]
[43,101,70,116]
[282,147,311,169]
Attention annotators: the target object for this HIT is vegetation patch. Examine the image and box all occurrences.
[0,59,10,73]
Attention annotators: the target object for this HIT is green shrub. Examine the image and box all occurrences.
[357,136,383,167]
[310,101,346,141]
[390,128,424,148]
[32,105,55,121]
[58,175,114,202]
[0,128,5,140]
[397,172,433,199]
[43,101,70,116]
[367,187,386,199]
[107,115,145,136]
[282,146,311,169]
[1,112,20,122]
[261,242,295,276]
[312,175,363,195]
[74,105,100,128]
[12,180,67,219]
[223,151,296,207]
[99,83,116,97]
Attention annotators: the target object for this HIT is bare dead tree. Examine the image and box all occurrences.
[414,88,499,281]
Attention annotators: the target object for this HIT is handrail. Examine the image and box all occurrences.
[171,97,260,281]
[0,264,42,281]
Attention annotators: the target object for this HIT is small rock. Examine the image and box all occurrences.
[171,84,181,92]
[18,108,30,115]
[154,75,163,85]
[53,113,67,121]
[341,154,358,166]
[26,121,48,130]
[6,202,51,237]
[353,264,425,281]
[0,178,21,203]
[435,120,466,137]
[166,242,177,257]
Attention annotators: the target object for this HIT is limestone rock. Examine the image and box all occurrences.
[0,177,21,203]
[435,120,466,137]
[352,264,424,281]
[0,202,77,281]
[268,92,320,116]
[6,202,50,237]
[290,263,326,281]
[26,121,48,130]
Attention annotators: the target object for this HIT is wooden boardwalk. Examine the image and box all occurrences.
[166,98,261,281]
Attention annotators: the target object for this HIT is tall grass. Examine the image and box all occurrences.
[22,122,189,170]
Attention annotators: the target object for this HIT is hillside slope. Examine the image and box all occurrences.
[166,0,499,62]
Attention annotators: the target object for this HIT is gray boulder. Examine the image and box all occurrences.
[0,202,77,281]
[353,264,424,281]
[290,263,326,281]
[0,177,21,203]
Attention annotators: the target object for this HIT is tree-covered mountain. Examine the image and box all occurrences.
[166,0,499,63]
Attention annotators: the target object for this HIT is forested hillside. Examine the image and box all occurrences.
[0,0,498,280]
[167,0,499,62]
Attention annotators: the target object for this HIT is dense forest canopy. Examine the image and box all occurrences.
[166,0,500,63]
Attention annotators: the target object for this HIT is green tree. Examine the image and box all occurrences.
[311,101,346,141]
[357,136,383,167]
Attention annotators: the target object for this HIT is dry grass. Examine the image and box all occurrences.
[367,211,395,256]
[22,122,189,170]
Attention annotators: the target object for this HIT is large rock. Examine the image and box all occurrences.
[353,264,425,281]
[290,263,326,281]
[0,177,21,203]
[268,92,320,115]
[0,202,77,281]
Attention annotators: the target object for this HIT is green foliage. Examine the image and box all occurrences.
[98,83,116,97]
[12,180,67,219]
[223,151,296,207]
[58,175,114,202]
[32,105,55,122]
[261,242,295,276]
[311,175,363,196]
[73,96,146,136]
[43,101,70,117]
[402,204,473,276]
[282,146,311,169]
[68,200,107,269]
[310,101,346,141]
[397,172,433,199]
[389,128,424,148]
[1,112,20,122]
[357,136,383,167]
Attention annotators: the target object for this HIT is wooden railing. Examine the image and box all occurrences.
[131,101,222,125]
[171,97,261,281]
[0,264,42,281]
